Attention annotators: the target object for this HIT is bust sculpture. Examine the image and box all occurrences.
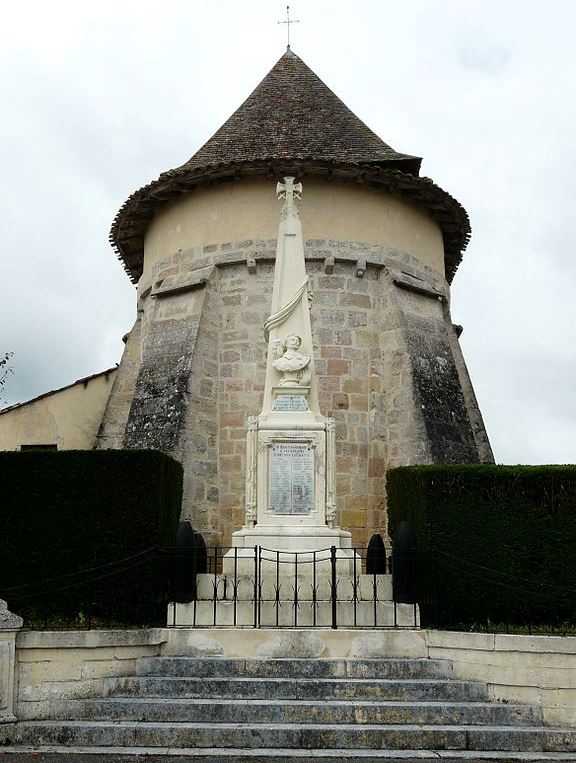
[272,333,311,387]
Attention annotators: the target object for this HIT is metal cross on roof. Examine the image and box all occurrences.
[278,5,299,50]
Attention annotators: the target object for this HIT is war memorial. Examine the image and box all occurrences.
[1,47,576,761]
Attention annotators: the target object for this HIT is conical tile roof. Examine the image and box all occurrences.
[111,50,470,283]
[164,49,421,176]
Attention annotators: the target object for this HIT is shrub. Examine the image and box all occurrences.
[0,450,182,626]
[387,464,576,629]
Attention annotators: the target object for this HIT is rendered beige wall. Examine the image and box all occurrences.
[0,370,116,451]
[14,630,163,720]
[144,177,445,279]
[427,631,576,726]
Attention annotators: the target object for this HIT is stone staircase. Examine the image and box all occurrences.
[1,656,576,761]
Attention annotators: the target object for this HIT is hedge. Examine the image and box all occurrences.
[387,464,576,629]
[0,450,183,626]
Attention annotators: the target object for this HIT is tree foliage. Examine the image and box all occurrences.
[0,352,14,406]
[387,464,576,629]
[0,449,183,626]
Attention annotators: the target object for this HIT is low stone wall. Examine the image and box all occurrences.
[4,626,576,726]
[426,630,576,726]
[14,629,164,720]
[162,627,427,660]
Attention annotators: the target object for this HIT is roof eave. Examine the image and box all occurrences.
[110,159,469,285]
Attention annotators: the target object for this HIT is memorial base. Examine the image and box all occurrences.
[224,524,354,575]
[167,572,420,629]
[230,523,352,551]
[167,599,418,629]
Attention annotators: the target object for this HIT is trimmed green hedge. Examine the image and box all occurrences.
[0,450,183,626]
[387,465,576,629]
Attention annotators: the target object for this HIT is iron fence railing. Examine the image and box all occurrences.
[2,548,167,629]
[167,545,419,630]
[3,542,574,634]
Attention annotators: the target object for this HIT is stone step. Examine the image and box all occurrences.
[136,657,454,679]
[2,748,576,762]
[167,600,419,628]
[59,697,541,726]
[3,721,576,753]
[103,676,488,702]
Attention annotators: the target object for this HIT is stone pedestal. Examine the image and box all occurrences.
[167,572,419,629]
[0,600,23,723]
[227,413,351,566]
[225,177,352,565]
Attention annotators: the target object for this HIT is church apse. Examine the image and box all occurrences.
[97,49,492,547]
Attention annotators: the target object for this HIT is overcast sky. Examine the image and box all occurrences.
[1,0,575,464]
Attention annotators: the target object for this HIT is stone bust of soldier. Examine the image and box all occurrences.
[272,333,311,387]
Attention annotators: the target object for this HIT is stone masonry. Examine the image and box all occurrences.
[97,237,493,549]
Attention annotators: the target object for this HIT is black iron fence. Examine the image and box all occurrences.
[2,548,168,629]
[418,549,576,635]
[168,544,419,630]
[3,542,575,634]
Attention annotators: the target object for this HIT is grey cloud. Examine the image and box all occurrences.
[458,41,511,75]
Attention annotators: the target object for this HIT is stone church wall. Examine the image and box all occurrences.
[142,178,446,279]
[98,235,492,548]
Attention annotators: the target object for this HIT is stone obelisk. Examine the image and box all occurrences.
[227,178,352,555]
[260,177,321,420]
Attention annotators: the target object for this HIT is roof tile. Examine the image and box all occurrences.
[168,49,421,175]
[110,50,470,283]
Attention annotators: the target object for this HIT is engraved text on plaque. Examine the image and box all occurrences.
[268,442,314,515]
[272,395,309,412]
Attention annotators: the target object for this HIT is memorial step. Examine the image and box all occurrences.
[3,721,576,752]
[54,697,541,726]
[103,675,486,702]
[3,656,576,761]
[136,657,454,679]
[167,600,419,628]
[2,748,576,762]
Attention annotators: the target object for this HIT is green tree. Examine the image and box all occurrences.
[0,352,14,407]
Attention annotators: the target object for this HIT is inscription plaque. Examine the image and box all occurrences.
[268,442,314,515]
[272,395,309,412]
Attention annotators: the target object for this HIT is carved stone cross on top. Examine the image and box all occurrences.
[276,177,302,205]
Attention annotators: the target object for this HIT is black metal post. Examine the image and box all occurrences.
[212,546,219,626]
[412,550,418,628]
[393,552,398,628]
[257,546,262,627]
[233,548,238,627]
[294,552,298,627]
[330,546,337,629]
[253,546,259,628]
[373,565,378,627]
[312,550,317,627]
[353,548,358,628]
[275,550,280,627]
